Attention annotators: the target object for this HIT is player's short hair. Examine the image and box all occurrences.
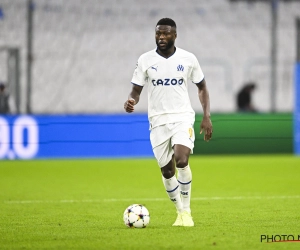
[156,18,176,28]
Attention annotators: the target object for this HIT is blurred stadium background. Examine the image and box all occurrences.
[0,0,299,159]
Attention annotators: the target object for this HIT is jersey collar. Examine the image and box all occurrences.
[155,47,177,59]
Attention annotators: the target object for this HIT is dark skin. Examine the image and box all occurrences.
[124,25,213,179]
[155,25,177,58]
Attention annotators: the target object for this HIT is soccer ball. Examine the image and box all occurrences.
[123,204,150,228]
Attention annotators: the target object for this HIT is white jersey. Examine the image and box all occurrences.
[131,47,204,129]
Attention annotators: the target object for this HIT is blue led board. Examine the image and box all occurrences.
[0,114,153,159]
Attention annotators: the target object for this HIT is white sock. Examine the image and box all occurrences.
[162,175,183,213]
[177,165,192,213]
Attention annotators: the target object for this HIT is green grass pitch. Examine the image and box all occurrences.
[0,155,300,250]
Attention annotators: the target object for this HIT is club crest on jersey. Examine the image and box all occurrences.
[177,65,184,71]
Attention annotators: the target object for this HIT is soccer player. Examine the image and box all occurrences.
[124,18,213,227]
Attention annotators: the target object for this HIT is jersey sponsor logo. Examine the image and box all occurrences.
[152,78,183,86]
[177,64,184,71]
[151,66,158,71]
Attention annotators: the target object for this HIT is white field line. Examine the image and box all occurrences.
[3,195,300,204]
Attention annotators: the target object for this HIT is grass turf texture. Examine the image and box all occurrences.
[0,155,300,250]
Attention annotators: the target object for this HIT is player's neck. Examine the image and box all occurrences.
[156,47,176,59]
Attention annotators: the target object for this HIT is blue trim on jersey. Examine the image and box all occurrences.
[193,77,205,85]
[131,82,143,87]
[166,185,179,193]
[178,180,192,185]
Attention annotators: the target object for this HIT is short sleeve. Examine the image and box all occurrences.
[131,56,147,86]
[190,54,204,84]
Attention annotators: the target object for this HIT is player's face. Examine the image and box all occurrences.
[155,25,177,52]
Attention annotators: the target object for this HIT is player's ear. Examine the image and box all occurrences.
[174,32,177,39]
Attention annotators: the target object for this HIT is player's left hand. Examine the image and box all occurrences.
[200,116,213,142]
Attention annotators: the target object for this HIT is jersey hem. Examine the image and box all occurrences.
[131,82,143,87]
[193,76,205,84]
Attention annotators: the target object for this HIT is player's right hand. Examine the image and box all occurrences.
[124,98,136,113]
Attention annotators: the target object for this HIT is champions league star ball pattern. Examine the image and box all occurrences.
[123,204,150,228]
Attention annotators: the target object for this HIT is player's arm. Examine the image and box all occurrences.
[196,78,213,141]
[124,84,143,113]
